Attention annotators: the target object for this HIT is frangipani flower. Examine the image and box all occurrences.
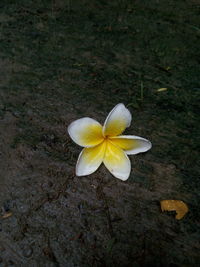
[68,103,152,181]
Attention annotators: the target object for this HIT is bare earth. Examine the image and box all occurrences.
[0,0,200,266]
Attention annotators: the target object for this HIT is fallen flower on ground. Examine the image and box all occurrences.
[68,103,152,180]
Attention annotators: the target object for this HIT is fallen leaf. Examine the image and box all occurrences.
[157,88,168,92]
[160,200,188,220]
[2,212,13,219]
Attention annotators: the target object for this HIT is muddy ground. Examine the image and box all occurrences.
[0,0,200,266]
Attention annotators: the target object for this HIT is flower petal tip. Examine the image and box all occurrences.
[103,103,132,137]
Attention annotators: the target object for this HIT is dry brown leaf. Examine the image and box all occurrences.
[2,212,13,219]
[160,200,188,220]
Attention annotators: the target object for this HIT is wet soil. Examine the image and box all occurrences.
[0,0,200,266]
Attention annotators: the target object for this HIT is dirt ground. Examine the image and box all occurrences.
[0,0,200,266]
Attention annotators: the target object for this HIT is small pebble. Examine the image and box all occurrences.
[22,245,33,258]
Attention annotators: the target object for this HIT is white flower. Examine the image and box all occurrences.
[68,103,152,181]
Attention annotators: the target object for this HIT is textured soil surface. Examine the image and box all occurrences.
[0,1,200,266]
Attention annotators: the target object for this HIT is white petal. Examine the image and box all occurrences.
[76,141,106,176]
[103,140,131,181]
[110,135,152,155]
[103,103,132,137]
[68,117,103,147]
